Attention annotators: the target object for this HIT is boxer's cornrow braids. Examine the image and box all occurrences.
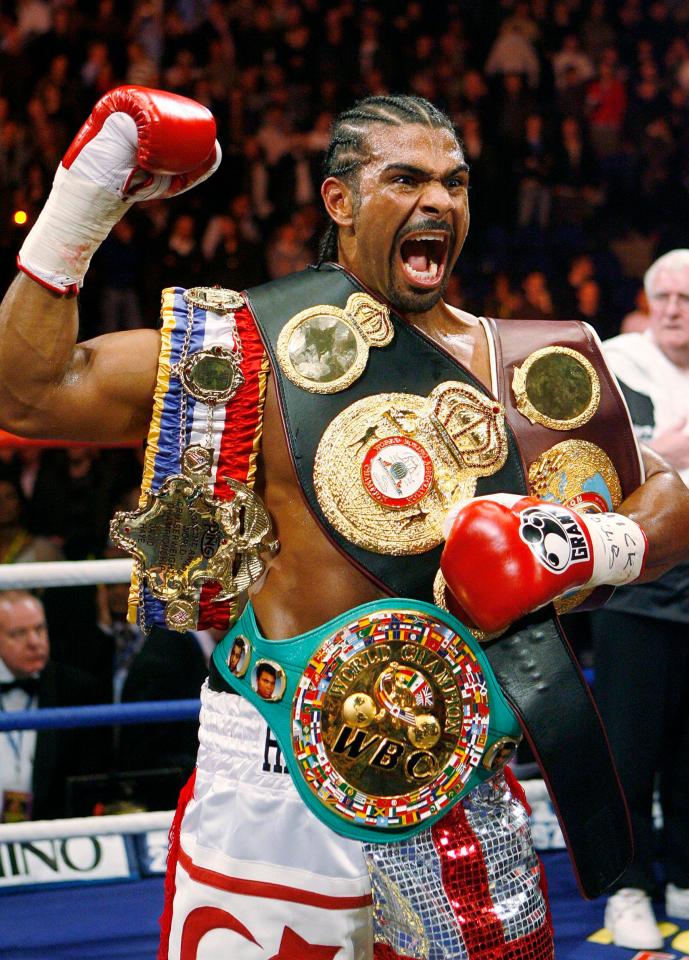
[318,95,459,263]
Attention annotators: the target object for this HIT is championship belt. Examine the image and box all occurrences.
[486,316,644,613]
[110,286,276,633]
[243,264,634,897]
[210,599,521,843]
[245,264,527,600]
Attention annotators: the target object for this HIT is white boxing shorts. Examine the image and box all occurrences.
[160,684,553,960]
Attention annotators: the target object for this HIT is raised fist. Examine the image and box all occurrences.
[18,86,221,294]
[441,494,647,634]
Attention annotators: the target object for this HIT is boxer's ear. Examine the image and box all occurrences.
[321,177,354,227]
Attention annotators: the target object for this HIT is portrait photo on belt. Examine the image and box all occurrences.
[1,84,689,960]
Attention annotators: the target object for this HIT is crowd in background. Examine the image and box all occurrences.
[1,0,689,337]
[1,0,689,814]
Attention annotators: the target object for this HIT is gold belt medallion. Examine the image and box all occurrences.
[276,292,392,393]
[314,382,508,554]
[512,346,601,430]
[111,446,277,632]
[293,607,492,824]
[528,439,622,513]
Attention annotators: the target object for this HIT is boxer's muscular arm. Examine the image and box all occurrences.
[619,444,689,580]
[0,86,220,443]
[0,274,158,442]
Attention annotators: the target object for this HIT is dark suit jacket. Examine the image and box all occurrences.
[32,660,108,820]
[116,627,209,809]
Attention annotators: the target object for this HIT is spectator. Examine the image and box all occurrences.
[552,34,595,91]
[29,448,112,560]
[515,113,554,229]
[125,40,159,88]
[572,277,614,338]
[164,48,197,97]
[579,0,617,66]
[0,590,105,821]
[267,220,311,279]
[494,72,538,150]
[117,616,214,809]
[87,539,154,704]
[501,1,540,46]
[160,212,204,287]
[627,60,668,141]
[593,249,689,948]
[15,0,51,42]
[84,538,214,810]
[555,63,590,120]
[457,113,502,228]
[585,61,628,158]
[0,120,32,196]
[483,271,523,319]
[202,36,236,102]
[515,270,555,320]
[0,474,62,565]
[551,116,600,227]
[94,219,145,335]
[456,69,490,130]
[0,25,35,116]
[620,287,650,334]
[485,22,540,89]
[202,215,265,289]
[554,252,597,316]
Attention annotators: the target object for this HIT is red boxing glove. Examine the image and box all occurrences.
[18,86,221,294]
[441,494,648,634]
[61,86,218,193]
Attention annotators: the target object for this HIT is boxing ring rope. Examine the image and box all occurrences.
[0,558,201,730]
[0,699,201,732]
[0,556,188,857]
[0,557,132,588]
[0,809,173,843]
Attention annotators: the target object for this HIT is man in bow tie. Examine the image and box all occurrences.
[0,590,105,821]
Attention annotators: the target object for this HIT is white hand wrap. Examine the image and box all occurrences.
[585,511,648,586]
[18,106,219,295]
[18,163,130,294]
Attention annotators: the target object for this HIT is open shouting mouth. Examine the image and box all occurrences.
[399,230,450,288]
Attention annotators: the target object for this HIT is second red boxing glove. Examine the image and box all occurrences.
[440,494,647,634]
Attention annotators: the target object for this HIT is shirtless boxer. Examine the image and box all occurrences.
[1,87,688,960]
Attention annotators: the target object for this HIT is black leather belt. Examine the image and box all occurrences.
[244,263,526,602]
[484,610,631,898]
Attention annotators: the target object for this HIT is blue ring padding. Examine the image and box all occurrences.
[0,699,200,732]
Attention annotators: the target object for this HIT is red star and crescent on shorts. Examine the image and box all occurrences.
[267,926,340,960]
[181,905,260,958]
[361,435,434,508]
[181,910,340,960]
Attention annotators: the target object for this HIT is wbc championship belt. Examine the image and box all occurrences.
[211,599,521,843]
